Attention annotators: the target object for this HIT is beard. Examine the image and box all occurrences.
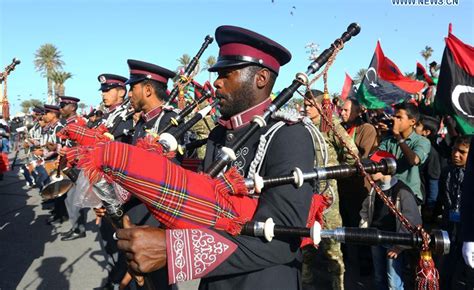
[217,81,255,119]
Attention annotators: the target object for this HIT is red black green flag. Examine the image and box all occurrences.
[434,29,474,135]
[340,73,357,101]
[357,41,425,109]
[416,62,435,86]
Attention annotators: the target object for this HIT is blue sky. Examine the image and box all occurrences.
[1,0,472,115]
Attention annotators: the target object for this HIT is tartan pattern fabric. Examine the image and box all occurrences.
[66,115,87,127]
[135,135,176,159]
[77,140,256,233]
[63,146,88,168]
[57,123,111,146]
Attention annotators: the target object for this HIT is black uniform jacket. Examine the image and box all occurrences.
[199,119,314,290]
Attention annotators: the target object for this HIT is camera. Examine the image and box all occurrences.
[375,112,394,128]
[365,111,393,129]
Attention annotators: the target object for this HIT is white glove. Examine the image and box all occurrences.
[462,242,474,269]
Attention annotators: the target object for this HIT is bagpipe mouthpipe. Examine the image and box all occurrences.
[241,218,450,256]
[206,23,361,178]
[244,157,396,193]
[167,35,214,105]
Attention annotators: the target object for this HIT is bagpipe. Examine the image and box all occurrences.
[241,218,450,256]
[158,99,218,154]
[56,35,217,149]
[75,139,393,233]
[66,23,444,287]
[158,80,215,135]
[70,23,361,233]
[166,35,214,105]
[244,157,396,193]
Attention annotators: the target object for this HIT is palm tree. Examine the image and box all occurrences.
[177,54,191,70]
[420,46,434,69]
[50,71,72,99]
[29,99,43,108]
[20,99,42,113]
[354,68,368,84]
[34,44,65,104]
[78,102,87,113]
[20,100,32,114]
[202,56,217,82]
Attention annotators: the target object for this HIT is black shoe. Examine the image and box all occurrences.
[47,216,67,226]
[46,215,59,224]
[60,229,74,237]
[61,231,86,241]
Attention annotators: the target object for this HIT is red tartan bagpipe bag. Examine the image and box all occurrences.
[72,135,327,237]
[57,123,112,146]
[75,136,257,234]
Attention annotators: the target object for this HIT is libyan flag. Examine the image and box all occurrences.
[340,73,357,101]
[434,29,474,135]
[357,41,425,109]
[416,62,435,86]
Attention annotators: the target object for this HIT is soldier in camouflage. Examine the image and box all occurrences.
[302,89,359,290]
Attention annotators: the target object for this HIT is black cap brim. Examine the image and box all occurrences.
[99,84,125,92]
[125,75,147,86]
[208,59,255,72]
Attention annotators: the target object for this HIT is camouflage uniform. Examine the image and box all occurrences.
[189,100,216,159]
[302,114,358,290]
[190,116,215,159]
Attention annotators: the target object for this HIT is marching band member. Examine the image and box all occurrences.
[113,25,316,290]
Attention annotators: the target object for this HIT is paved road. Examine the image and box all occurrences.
[0,151,198,290]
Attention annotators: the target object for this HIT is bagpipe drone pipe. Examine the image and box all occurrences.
[73,137,396,235]
[241,218,450,256]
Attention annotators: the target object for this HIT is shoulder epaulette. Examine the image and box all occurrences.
[271,108,302,125]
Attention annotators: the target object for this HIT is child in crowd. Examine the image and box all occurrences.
[439,135,474,289]
[415,115,443,221]
[378,102,431,205]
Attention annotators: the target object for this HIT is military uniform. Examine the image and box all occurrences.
[94,73,135,287]
[42,105,68,222]
[164,25,315,290]
[55,96,90,241]
[123,60,177,290]
[45,119,64,146]
[28,118,43,148]
[303,113,359,290]
[198,105,314,290]
[98,74,135,144]
[189,112,215,159]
